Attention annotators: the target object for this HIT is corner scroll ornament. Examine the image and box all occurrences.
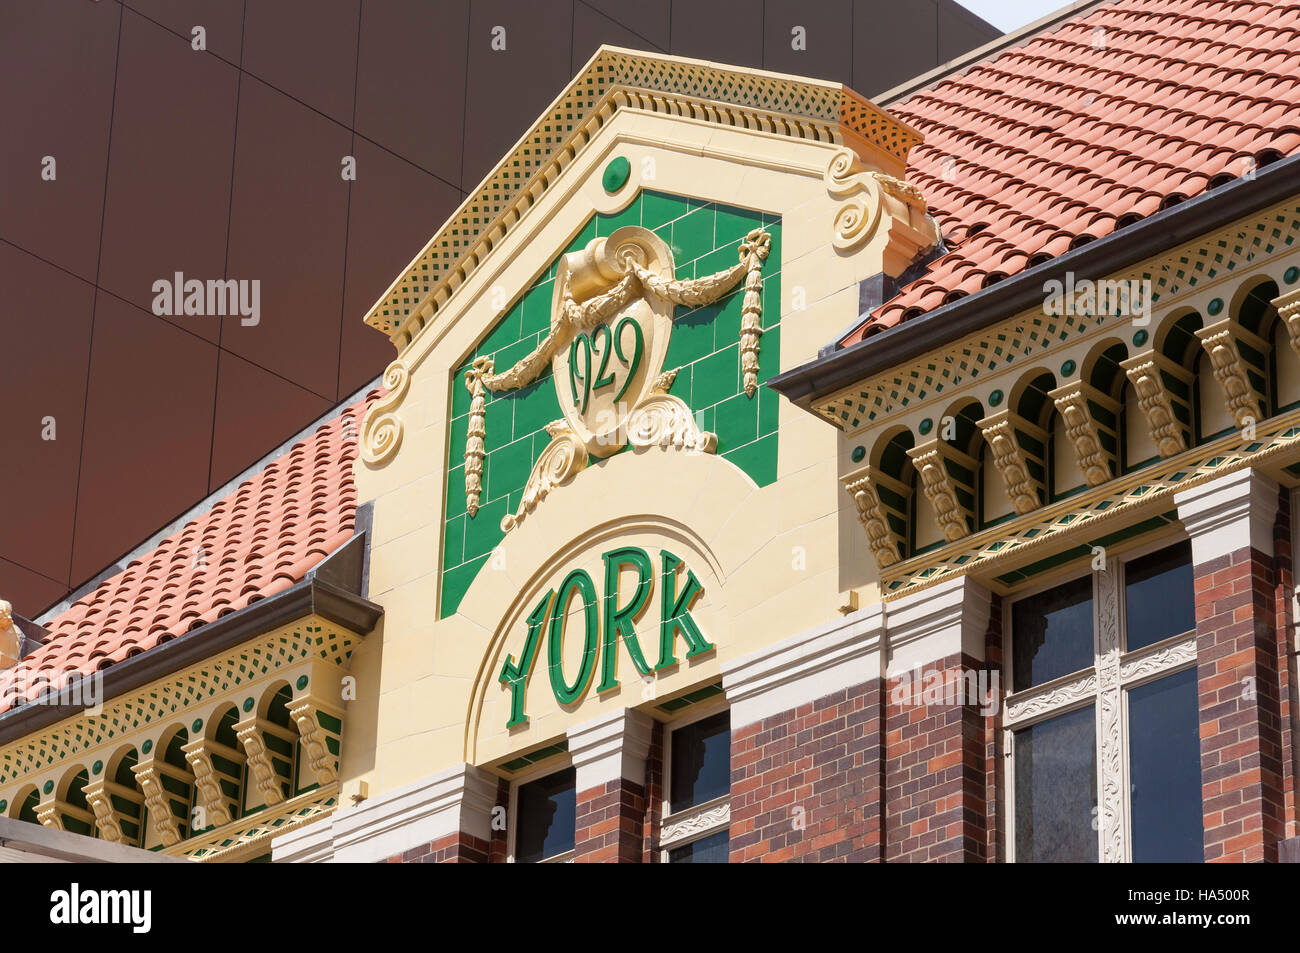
[359,359,411,467]
[978,411,1043,516]
[1273,289,1300,358]
[462,223,770,533]
[1195,319,1268,430]
[131,763,182,847]
[288,699,339,786]
[82,781,125,844]
[906,439,972,542]
[843,464,904,569]
[1121,352,1186,457]
[824,147,939,274]
[1050,381,1118,487]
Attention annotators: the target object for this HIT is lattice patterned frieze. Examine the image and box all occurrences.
[816,202,1300,431]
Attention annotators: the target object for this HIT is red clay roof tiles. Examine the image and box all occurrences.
[0,393,377,713]
[839,0,1300,344]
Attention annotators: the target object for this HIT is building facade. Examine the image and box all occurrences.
[2,1,1300,863]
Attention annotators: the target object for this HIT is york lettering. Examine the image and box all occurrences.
[498,547,711,727]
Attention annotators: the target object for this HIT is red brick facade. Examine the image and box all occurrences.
[1194,544,1288,862]
[728,681,883,863]
[884,652,987,862]
[575,778,646,863]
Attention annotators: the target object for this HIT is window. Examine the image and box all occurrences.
[661,709,730,862]
[1005,539,1201,862]
[512,767,575,863]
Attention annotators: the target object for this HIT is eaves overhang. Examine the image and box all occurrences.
[769,152,1300,415]
[0,574,382,749]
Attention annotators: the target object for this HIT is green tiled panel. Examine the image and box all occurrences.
[440,190,783,618]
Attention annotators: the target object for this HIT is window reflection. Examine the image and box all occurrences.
[1014,705,1098,862]
[1129,669,1203,862]
[515,767,575,863]
[1012,575,1094,691]
[1124,541,1195,651]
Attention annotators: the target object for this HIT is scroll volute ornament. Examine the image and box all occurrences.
[1273,289,1300,357]
[977,409,1045,515]
[1120,351,1189,457]
[1049,380,1120,488]
[1195,318,1269,429]
[842,464,907,569]
[906,439,975,542]
[824,147,940,277]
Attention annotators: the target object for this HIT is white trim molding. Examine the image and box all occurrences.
[568,708,655,792]
[884,575,992,677]
[721,602,885,730]
[1174,467,1279,563]
[272,763,499,864]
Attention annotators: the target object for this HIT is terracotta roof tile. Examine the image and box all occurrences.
[840,0,1300,345]
[0,392,379,713]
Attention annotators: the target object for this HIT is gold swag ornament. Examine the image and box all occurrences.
[463,224,772,530]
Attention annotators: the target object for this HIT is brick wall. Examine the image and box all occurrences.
[575,778,645,862]
[641,722,664,862]
[884,652,986,862]
[1195,544,1286,862]
[728,680,883,863]
[382,777,508,864]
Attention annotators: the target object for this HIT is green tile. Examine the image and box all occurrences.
[464,497,508,560]
[665,309,714,368]
[761,275,782,330]
[642,191,689,230]
[696,405,714,434]
[697,242,740,280]
[442,513,465,568]
[441,554,489,618]
[712,290,743,352]
[511,376,560,438]
[493,336,536,373]
[756,323,781,383]
[484,397,514,453]
[480,305,521,354]
[450,369,473,418]
[449,414,469,462]
[487,437,535,501]
[723,432,777,486]
[596,196,641,236]
[715,392,758,451]
[667,363,691,403]
[446,464,468,517]
[692,344,739,409]
[671,206,716,263]
[521,283,554,335]
[715,205,764,245]
[758,384,779,435]
[563,217,599,256]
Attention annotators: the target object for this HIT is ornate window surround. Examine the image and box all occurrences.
[659,700,731,861]
[1001,533,1197,864]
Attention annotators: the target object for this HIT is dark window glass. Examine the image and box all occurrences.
[670,711,730,813]
[1012,576,1094,691]
[668,828,729,863]
[1129,668,1204,862]
[1124,541,1195,651]
[1014,705,1097,862]
[515,767,575,863]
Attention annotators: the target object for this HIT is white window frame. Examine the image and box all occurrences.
[659,702,731,862]
[506,757,576,864]
[1002,533,1197,863]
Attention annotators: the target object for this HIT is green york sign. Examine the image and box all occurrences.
[498,547,712,728]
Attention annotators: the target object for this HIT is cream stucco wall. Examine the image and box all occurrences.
[343,106,897,799]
